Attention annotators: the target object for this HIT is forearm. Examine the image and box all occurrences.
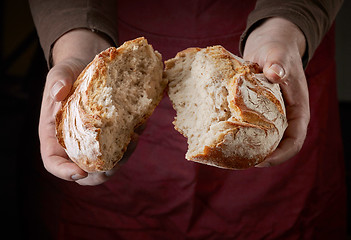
[240,0,343,65]
[243,17,306,64]
[29,0,119,66]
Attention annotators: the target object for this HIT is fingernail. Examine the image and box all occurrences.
[269,64,285,79]
[51,81,65,99]
[71,174,85,180]
[255,161,271,168]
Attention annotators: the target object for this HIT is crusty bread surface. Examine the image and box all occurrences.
[56,37,166,172]
[165,46,288,169]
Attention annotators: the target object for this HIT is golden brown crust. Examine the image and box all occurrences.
[166,45,288,169]
[191,122,277,169]
[164,47,201,70]
[55,49,109,172]
[55,37,165,172]
[193,146,259,169]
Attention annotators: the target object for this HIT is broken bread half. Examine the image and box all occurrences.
[56,37,166,172]
[165,46,288,169]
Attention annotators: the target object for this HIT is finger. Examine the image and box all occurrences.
[75,172,110,186]
[50,80,72,101]
[39,116,87,181]
[76,162,122,185]
[76,132,141,185]
[47,66,75,101]
[45,155,88,181]
[261,46,290,83]
[256,105,309,167]
[47,59,86,102]
[263,63,287,84]
[41,137,88,181]
[256,137,302,168]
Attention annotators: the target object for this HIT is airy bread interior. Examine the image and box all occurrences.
[91,43,164,168]
[167,48,235,159]
[166,46,287,168]
[57,37,166,172]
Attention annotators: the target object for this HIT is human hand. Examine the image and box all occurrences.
[38,29,137,185]
[243,17,310,167]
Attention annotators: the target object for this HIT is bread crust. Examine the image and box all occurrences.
[56,37,165,172]
[165,46,288,169]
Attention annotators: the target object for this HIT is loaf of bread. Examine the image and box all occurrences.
[165,46,288,169]
[56,37,166,172]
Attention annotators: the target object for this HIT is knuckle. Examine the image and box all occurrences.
[46,67,62,84]
[41,141,56,157]
[42,158,51,172]
[292,139,304,154]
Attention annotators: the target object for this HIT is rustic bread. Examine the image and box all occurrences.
[165,46,288,169]
[56,37,166,172]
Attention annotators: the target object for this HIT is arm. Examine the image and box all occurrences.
[29,0,123,185]
[29,0,119,65]
[240,0,344,66]
[239,0,343,167]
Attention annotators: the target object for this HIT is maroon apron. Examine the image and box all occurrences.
[42,1,346,239]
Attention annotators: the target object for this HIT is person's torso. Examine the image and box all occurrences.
[53,1,346,239]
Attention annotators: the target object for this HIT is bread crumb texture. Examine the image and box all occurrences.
[56,37,166,172]
[165,46,287,169]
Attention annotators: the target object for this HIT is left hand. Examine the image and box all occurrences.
[243,17,310,167]
[38,29,138,185]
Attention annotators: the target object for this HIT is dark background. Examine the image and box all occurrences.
[1,0,350,239]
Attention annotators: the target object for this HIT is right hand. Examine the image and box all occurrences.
[38,29,137,185]
[243,18,310,167]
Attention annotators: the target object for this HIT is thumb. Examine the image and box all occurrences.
[47,58,86,102]
[263,63,286,83]
[47,65,76,102]
[262,48,289,84]
[50,79,72,102]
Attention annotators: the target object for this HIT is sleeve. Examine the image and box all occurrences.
[28,0,119,64]
[239,0,344,66]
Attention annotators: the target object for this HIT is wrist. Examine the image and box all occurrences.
[246,17,306,58]
[52,28,113,67]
